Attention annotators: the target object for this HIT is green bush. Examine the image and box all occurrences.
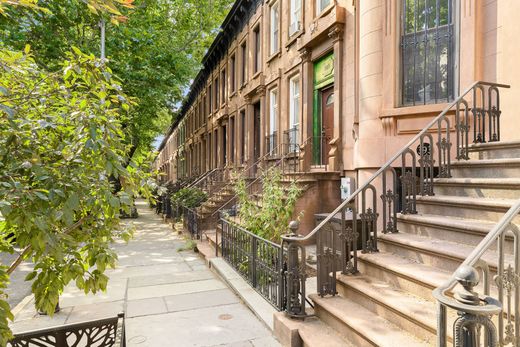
[233,168,302,243]
[171,187,207,209]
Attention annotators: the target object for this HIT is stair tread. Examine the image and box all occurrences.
[310,294,431,347]
[358,251,452,291]
[338,274,453,339]
[298,317,354,347]
[379,232,515,269]
[452,158,520,166]
[433,177,520,185]
[397,213,496,233]
[416,194,518,208]
[468,139,520,150]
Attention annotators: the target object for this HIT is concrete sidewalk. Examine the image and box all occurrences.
[10,200,280,347]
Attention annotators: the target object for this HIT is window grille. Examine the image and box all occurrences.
[400,0,456,106]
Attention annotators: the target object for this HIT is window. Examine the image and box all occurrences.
[230,54,236,93]
[208,84,212,113]
[289,76,300,151]
[253,26,261,74]
[316,0,331,14]
[289,0,302,36]
[214,77,219,110]
[240,110,246,163]
[230,117,235,163]
[270,2,279,55]
[268,89,278,155]
[221,69,226,105]
[240,42,247,86]
[400,0,456,106]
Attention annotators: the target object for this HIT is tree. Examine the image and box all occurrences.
[0,44,153,345]
[0,0,234,159]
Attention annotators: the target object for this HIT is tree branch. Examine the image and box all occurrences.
[6,215,90,275]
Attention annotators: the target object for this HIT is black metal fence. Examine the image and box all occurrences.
[220,218,286,310]
[183,206,200,239]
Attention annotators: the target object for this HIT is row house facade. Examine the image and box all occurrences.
[155,0,520,233]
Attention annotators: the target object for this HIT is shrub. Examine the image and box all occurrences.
[233,168,301,243]
[171,187,207,209]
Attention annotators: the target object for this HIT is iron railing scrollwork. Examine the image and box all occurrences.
[434,198,520,347]
[9,313,125,347]
[220,218,286,310]
[281,81,510,322]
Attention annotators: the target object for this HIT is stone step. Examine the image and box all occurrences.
[311,294,432,347]
[357,252,452,301]
[298,316,354,347]
[451,158,520,178]
[377,232,515,274]
[397,213,517,252]
[433,177,520,199]
[415,195,520,223]
[467,140,520,160]
[336,275,455,344]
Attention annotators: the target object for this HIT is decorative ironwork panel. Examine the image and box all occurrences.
[317,222,339,297]
[220,219,285,310]
[360,208,378,253]
[9,314,124,347]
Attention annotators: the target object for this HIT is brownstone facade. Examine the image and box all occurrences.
[155,0,520,233]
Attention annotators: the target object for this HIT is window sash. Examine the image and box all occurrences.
[270,3,279,54]
[269,89,278,134]
[290,78,300,128]
[400,0,456,106]
[317,0,331,14]
[290,0,302,35]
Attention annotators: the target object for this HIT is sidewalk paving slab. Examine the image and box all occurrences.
[9,199,280,347]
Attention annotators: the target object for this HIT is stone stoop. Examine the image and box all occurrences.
[276,140,520,346]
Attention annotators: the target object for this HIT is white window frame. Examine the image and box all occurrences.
[289,0,302,36]
[316,0,331,15]
[289,76,300,130]
[270,2,280,55]
[269,88,278,135]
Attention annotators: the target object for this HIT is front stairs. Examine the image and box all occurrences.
[275,140,520,346]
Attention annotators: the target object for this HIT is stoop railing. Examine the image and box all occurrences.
[281,81,511,334]
[433,198,520,347]
[220,218,286,310]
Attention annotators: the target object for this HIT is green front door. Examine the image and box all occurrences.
[313,52,335,165]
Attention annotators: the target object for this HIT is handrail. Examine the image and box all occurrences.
[204,140,290,216]
[212,136,313,216]
[433,198,520,346]
[283,81,510,243]
[186,168,218,189]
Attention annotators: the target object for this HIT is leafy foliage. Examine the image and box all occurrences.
[171,188,207,209]
[0,0,234,158]
[234,169,302,243]
[0,46,152,344]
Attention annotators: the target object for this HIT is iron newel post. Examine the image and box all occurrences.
[282,221,308,318]
[451,265,500,347]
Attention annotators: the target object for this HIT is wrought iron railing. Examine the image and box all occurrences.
[213,136,314,216]
[220,218,286,310]
[9,313,125,347]
[284,126,300,154]
[281,81,510,321]
[433,198,520,347]
[266,132,278,157]
[183,206,200,239]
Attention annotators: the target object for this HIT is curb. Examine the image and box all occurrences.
[208,257,276,331]
[11,294,33,318]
